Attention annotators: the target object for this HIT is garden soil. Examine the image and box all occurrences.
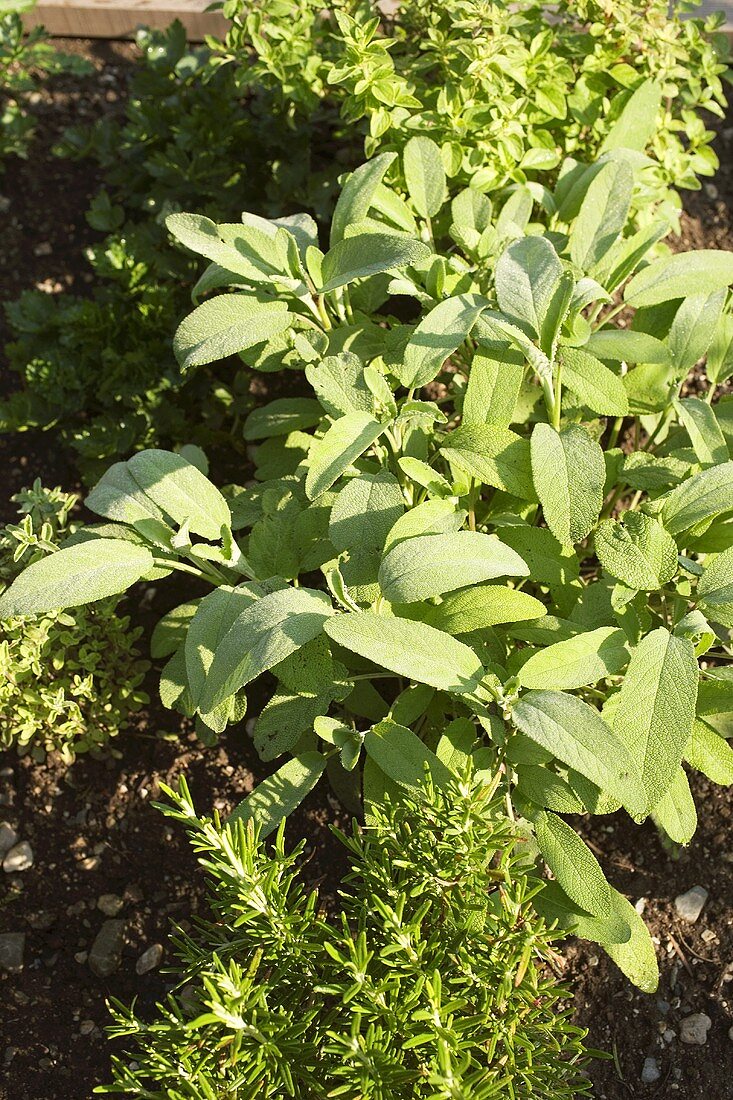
[1,39,733,1100]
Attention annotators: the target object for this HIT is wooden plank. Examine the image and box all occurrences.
[23,0,227,40]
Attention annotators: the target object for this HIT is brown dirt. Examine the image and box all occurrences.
[1,38,733,1100]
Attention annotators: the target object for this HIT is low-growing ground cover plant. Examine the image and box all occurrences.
[0,0,91,168]
[0,481,148,760]
[220,0,730,224]
[4,141,733,987]
[99,772,593,1098]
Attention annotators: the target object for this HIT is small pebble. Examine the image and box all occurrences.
[0,932,25,972]
[97,894,124,917]
[88,920,125,978]
[0,822,18,856]
[680,1013,712,1046]
[663,1029,676,1044]
[674,885,708,923]
[136,943,163,975]
[79,1020,96,1036]
[701,929,717,943]
[641,1056,661,1084]
[3,841,33,873]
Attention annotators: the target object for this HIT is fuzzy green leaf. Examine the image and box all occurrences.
[595,512,678,591]
[609,627,698,812]
[651,767,697,845]
[624,251,733,308]
[364,718,452,791]
[330,153,397,246]
[395,294,486,389]
[305,412,387,500]
[201,587,334,712]
[530,424,605,545]
[536,811,611,917]
[324,611,484,695]
[228,752,327,836]
[518,627,629,691]
[569,159,633,272]
[0,539,153,618]
[697,546,733,628]
[442,424,536,500]
[319,234,431,294]
[660,461,733,536]
[403,136,446,219]
[128,450,231,541]
[379,531,528,604]
[425,584,546,634]
[173,293,291,371]
[560,347,629,416]
[511,691,646,817]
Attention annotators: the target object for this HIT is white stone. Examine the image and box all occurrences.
[680,1013,712,1046]
[674,886,708,923]
[3,841,33,873]
[641,1057,661,1084]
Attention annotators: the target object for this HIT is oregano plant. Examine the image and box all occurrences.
[3,139,733,992]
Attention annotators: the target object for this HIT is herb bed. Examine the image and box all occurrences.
[1,31,733,1100]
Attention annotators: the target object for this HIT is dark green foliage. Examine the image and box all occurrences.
[0,3,91,167]
[0,482,148,760]
[99,774,592,1099]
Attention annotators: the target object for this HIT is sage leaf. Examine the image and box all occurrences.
[324,611,484,695]
[624,250,733,308]
[185,584,262,708]
[228,752,327,836]
[330,152,396,245]
[396,294,486,389]
[673,397,728,467]
[364,718,452,791]
[585,328,670,365]
[518,627,629,690]
[685,719,733,785]
[463,347,525,427]
[243,398,323,440]
[661,461,733,536]
[535,810,611,917]
[403,136,446,219]
[600,79,662,153]
[305,412,387,500]
[697,546,733,628]
[495,236,563,339]
[319,234,431,294]
[442,424,536,500]
[668,289,726,374]
[329,471,404,596]
[173,293,291,372]
[511,690,646,817]
[651,767,697,845]
[425,584,546,634]
[530,424,605,544]
[0,539,153,618]
[595,512,678,591]
[560,347,629,416]
[128,450,231,541]
[86,461,166,526]
[569,159,633,272]
[609,627,698,812]
[200,587,334,712]
[379,531,529,604]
